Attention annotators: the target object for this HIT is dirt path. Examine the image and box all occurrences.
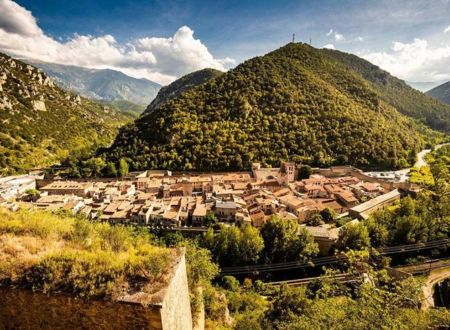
[421,267,450,310]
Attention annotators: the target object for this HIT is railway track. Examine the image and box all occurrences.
[268,273,359,287]
[219,238,450,276]
[266,259,450,288]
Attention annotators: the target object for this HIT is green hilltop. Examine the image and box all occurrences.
[144,68,224,114]
[102,43,446,172]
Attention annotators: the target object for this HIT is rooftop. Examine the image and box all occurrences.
[350,189,400,214]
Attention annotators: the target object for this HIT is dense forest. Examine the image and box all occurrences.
[101,43,446,173]
[0,53,130,175]
[144,68,223,114]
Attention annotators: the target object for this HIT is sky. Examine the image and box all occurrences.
[0,0,450,85]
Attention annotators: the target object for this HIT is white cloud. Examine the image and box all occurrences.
[362,38,450,82]
[323,44,335,50]
[356,36,364,42]
[0,0,41,36]
[0,0,234,84]
[326,28,345,42]
[334,33,345,42]
[445,25,450,33]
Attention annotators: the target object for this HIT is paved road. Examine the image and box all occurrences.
[415,148,432,169]
[364,143,450,183]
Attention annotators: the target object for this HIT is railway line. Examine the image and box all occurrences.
[267,259,450,288]
[219,238,450,276]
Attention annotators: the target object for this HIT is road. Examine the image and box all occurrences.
[414,148,432,169]
[364,142,450,183]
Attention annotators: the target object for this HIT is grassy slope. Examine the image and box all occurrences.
[0,208,176,301]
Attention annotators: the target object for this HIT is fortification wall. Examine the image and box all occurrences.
[159,253,194,330]
[314,166,414,191]
[0,250,194,330]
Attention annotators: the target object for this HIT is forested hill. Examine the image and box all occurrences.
[102,43,444,172]
[323,49,450,131]
[427,81,450,106]
[144,68,223,114]
[0,53,129,174]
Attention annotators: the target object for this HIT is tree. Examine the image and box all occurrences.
[307,213,324,226]
[203,212,218,227]
[182,241,219,287]
[365,219,389,247]
[320,208,336,223]
[298,165,312,180]
[261,216,318,263]
[221,276,240,292]
[238,224,265,265]
[118,158,129,177]
[262,285,310,329]
[162,232,184,247]
[202,224,264,266]
[104,162,118,177]
[82,157,106,177]
[392,215,428,245]
[397,196,416,217]
[336,223,371,251]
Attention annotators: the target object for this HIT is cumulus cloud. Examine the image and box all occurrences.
[362,38,450,82]
[0,0,41,36]
[323,44,335,50]
[326,29,333,36]
[445,25,450,33]
[356,36,364,42]
[0,0,234,84]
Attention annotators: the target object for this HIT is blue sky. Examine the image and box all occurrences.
[1,0,450,84]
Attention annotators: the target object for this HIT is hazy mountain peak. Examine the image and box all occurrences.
[23,60,161,106]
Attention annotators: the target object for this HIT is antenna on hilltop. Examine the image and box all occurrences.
[292,33,295,43]
[309,37,312,45]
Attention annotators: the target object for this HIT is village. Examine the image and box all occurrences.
[0,163,411,254]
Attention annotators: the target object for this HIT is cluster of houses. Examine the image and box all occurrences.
[1,163,401,232]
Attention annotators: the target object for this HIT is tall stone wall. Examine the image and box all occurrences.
[159,253,193,330]
[0,287,162,329]
[0,250,195,330]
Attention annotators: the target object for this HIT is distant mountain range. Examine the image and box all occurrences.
[427,81,450,105]
[406,81,443,92]
[0,53,130,174]
[24,60,161,107]
[101,43,448,172]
